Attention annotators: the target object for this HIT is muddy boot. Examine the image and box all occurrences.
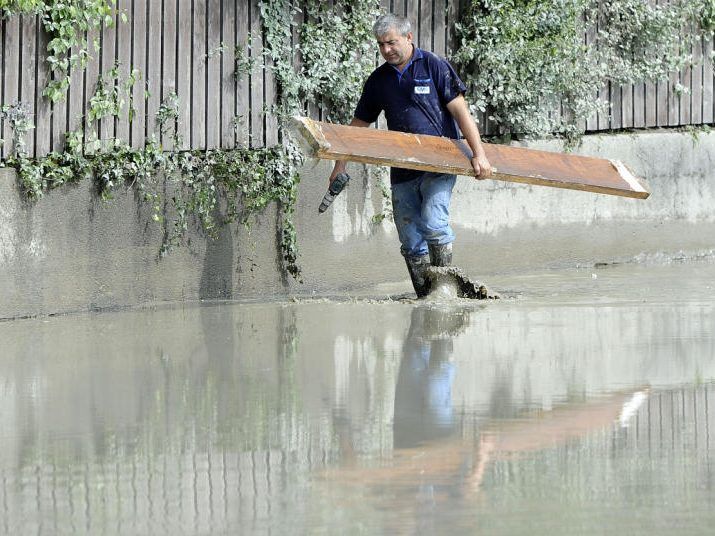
[404,254,431,298]
[428,243,453,267]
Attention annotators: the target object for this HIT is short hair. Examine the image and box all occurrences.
[373,14,411,38]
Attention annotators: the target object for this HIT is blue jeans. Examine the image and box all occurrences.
[391,172,456,257]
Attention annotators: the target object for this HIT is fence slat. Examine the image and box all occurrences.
[668,51,681,126]
[692,35,703,125]
[433,0,446,57]
[236,0,250,147]
[83,27,101,148]
[146,0,162,142]
[190,0,207,148]
[703,36,713,124]
[162,0,178,149]
[100,13,118,141]
[585,12,598,131]
[621,83,633,129]
[645,75,657,127]
[116,0,133,144]
[680,38,693,126]
[633,81,645,128]
[206,0,221,148]
[446,0,459,54]
[37,23,59,155]
[129,0,147,149]
[0,18,4,158]
[392,0,406,17]
[176,0,191,149]
[221,0,236,148]
[20,14,38,156]
[609,83,622,130]
[416,0,432,51]
[262,4,278,146]
[249,0,264,147]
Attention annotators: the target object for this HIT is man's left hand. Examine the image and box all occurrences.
[471,154,492,180]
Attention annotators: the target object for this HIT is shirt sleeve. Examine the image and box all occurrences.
[353,73,382,124]
[433,56,467,106]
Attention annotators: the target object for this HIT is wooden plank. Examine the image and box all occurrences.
[20,13,37,156]
[703,36,713,124]
[146,0,162,141]
[691,34,703,125]
[292,117,650,199]
[235,0,250,147]
[130,0,148,148]
[206,0,221,148]
[220,0,236,148]
[249,0,263,147]
[176,0,191,150]
[162,0,178,149]
[116,0,133,144]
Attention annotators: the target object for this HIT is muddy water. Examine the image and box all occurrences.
[2,261,715,535]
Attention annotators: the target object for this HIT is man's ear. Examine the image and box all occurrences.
[406,31,414,43]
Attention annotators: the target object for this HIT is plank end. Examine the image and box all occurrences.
[609,159,650,198]
[288,116,331,157]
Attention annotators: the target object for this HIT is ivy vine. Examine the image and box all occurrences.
[453,0,715,145]
[1,0,117,102]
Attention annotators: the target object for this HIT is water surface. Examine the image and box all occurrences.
[2,261,715,534]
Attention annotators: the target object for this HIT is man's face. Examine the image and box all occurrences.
[376,28,414,68]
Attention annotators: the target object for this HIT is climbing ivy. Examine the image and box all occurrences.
[1,0,117,102]
[453,0,714,145]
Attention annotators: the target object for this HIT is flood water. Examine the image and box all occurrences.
[2,260,715,535]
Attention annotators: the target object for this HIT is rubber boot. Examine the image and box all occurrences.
[404,254,431,298]
[428,243,453,267]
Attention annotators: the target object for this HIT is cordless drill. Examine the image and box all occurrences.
[318,172,350,213]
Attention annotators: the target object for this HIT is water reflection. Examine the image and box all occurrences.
[0,296,714,534]
[393,307,466,449]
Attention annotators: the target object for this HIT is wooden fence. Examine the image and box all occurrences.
[0,0,713,160]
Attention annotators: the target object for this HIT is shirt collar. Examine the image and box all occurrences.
[391,45,423,75]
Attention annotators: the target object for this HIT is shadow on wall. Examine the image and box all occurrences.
[199,218,234,300]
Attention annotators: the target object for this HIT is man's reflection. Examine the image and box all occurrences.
[393,306,468,449]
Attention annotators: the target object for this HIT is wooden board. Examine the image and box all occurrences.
[291,117,650,199]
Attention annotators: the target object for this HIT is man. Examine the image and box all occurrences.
[328,13,492,298]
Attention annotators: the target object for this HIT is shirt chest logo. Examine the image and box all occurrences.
[414,85,430,95]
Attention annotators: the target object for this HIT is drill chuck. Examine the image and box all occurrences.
[319,172,350,213]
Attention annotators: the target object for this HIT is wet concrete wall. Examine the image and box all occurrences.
[2,128,715,318]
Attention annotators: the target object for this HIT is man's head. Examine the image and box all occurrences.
[373,14,414,69]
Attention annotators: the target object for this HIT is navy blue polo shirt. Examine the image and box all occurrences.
[354,47,467,184]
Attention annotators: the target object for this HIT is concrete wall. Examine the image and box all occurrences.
[2,128,715,319]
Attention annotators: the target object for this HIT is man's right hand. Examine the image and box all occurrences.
[328,161,347,185]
